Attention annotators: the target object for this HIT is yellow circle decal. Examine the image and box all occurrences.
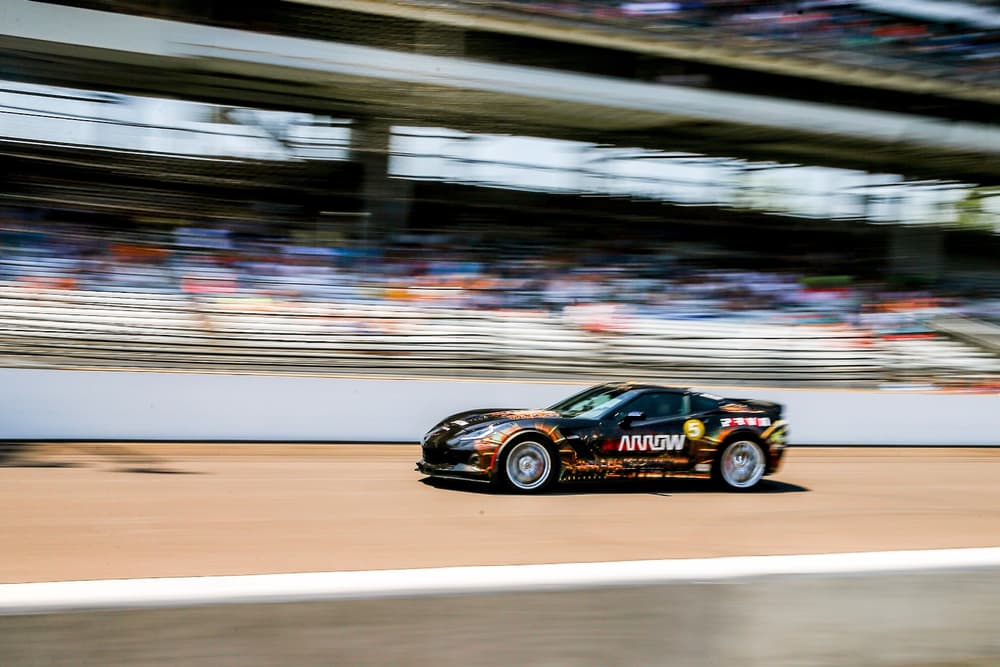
[684,419,706,440]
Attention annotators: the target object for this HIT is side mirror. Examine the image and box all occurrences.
[619,411,646,428]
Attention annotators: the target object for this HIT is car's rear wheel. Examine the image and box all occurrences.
[497,439,557,493]
[714,439,766,491]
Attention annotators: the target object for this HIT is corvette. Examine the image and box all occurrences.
[417,382,788,492]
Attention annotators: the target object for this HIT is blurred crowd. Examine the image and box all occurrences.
[2,207,995,337]
[500,0,1000,83]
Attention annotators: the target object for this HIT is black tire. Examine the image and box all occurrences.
[713,438,767,491]
[495,437,559,494]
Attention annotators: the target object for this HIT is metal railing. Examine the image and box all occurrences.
[2,283,998,387]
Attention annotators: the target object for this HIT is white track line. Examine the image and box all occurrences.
[3,547,1000,615]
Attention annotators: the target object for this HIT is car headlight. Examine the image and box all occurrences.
[455,424,496,442]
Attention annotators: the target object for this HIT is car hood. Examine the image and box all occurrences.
[445,409,561,428]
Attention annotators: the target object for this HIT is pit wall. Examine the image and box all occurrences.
[1,368,997,445]
[2,549,1000,667]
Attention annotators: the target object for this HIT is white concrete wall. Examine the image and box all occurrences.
[3,549,1000,667]
[1,368,997,444]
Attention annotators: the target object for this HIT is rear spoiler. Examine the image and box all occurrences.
[725,399,783,417]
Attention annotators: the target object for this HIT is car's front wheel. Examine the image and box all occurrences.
[714,439,766,491]
[497,439,558,493]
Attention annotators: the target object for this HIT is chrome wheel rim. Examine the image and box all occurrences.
[505,441,551,490]
[721,441,765,489]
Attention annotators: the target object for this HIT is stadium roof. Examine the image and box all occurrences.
[291,0,1000,106]
[3,0,1000,182]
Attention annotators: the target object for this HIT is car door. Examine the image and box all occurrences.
[601,391,691,470]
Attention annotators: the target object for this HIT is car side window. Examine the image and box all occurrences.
[622,392,685,421]
[690,393,719,414]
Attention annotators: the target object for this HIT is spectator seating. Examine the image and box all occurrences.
[3,282,997,387]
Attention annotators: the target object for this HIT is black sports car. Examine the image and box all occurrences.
[417,382,788,492]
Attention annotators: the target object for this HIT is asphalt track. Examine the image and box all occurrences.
[2,444,999,583]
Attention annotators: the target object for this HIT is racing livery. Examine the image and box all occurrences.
[417,382,788,493]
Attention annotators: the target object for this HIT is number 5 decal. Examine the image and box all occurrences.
[683,419,705,440]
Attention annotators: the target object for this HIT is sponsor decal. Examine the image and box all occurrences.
[683,419,706,440]
[721,417,771,428]
[618,434,686,452]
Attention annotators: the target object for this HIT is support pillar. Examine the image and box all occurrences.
[888,225,944,285]
[351,117,414,249]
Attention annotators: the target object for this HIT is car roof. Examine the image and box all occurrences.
[599,381,690,393]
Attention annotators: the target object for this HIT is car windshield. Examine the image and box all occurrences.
[548,386,632,418]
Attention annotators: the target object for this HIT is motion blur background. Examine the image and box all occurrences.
[3,0,1000,388]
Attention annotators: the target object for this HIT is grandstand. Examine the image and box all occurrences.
[33,0,1000,97]
[2,0,999,389]
[4,283,997,387]
[1,208,998,387]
